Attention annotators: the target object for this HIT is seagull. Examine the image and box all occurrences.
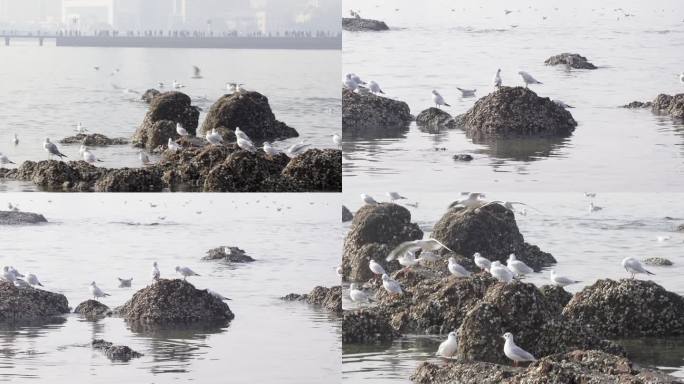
[490,261,514,283]
[82,147,103,164]
[26,273,43,287]
[456,87,477,97]
[349,283,372,303]
[507,254,534,276]
[381,274,403,296]
[139,150,150,165]
[12,134,18,146]
[368,80,385,95]
[117,278,133,288]
[207,289,231,301]
[473,252,491,271]
[369,259,387,277]
[0,153,15,165]
[622,257,654,279]
[494,69,502,87]
[237,137,257,153]
[386,192,407,202]
[93,66,100,71]
[263,142,280,156]
[448,257,472,277]
[343,74,359,91]
[350,73,366,85]
[418,251,439,263]
[2,266,17,282]
[679,72,683,85]
[361,193,378,205]
[397,250,422,270]
[176,122,189,137]
[234,127,252,142]
[502,332,537,366]
[286,142,310,157]
[89,282,110,301]
[175,266,200,280]
[152,262,160,280]
[332,133,342,147]
[550,270,580,287]
[386,239,454,261]
[192,65,203,79]
[226,83,244,94]
[589,202,603,212]
[167,138,181,152]
[449,192,485,209]
[43,138,67,159]
[478,200,539,213]
[158,81,165,88]
[206,128,224,145]
[9,267,24,278]
[436,331,458,358]
[432,90,450,108]
[553,99,575,109]
[584,192,596,198]
[518,71,543,88]
[172,80,185,89]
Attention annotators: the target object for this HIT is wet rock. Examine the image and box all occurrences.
[132,91,200,152]
[416,108,456,129]
[118,279,234,325]
[544,53,598,69]
[651,93,684,119]
[342,88,413,137]
[202,246,255,262]
[454,86,577,139]
[141,88,161,103]
[74,300,111,320]
[563,279,684,338]
[92,339,143,361]
[643,257,673,266]
[621,100,652,109]
[412,350,679,384]
[453,154,474,162]
[343,309,400,343]
[14,160,103,191]
[431,203,555,270]
[283,286,341,315]
[457,281,623,364]
[202,150,287,192]
[94,168,164,192]
[342,17,389,31]
[0,281,69,323]
[342,205,353,222]
[281,149,342,192]
[539,284,573,314]
[0,211,47,225]
[342,203,423,281]
[59,133,129,146]
[200,91,298,143]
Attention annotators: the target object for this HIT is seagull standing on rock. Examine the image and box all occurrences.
[518,71,543,88]
[176,266,200,280]
[506,254,534,276]
[503,332,537,366]
[450,192,485,209]
[263,142,280,156]
[490,261,514,283]
[152,262,160,280]
[89,282,110,301]
[176,123,189,137]
[26,273,43,287]
[550,270,580,287]
[432,90,450,108]
[494,69,502,87]
[368,80,385,95]
[448,257,472,277]
[381,274,403,296]
[0,153,15,165]
[436,331,458,358]
[82,146,103,164]
[237,137,257,153]
[369,259,387,278]
[349,283,372,303]
[206,128,224,145]
[553,99,574,109]
[286,142,310,157]
[343,74,360,91]
[361,193,379,205]
[43,138,67,159]
[167,138,181,152]
[622,257,654,279]
[473,252,491,271]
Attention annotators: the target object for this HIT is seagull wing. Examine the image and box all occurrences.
[386,241,419,261]
[425,238,454,253]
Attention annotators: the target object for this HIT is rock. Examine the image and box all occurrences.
[416,108,456,129]
[544,53,598,69]
[281,149,342,192]
[651,93,684,119]
[74,300,111,320]
[94,168,164,192]
[92,339,143,361]
[677,224,684,232]
[14,160,103,191]
[342,88,413,137]
[132,91,200,152]
[563,279,684,338]
[202,150,288,192]
[200,91,298,143]
[342,205,353,222]
[643,257,673,266]
[118,279,234,325]
[453,154,474,162]
[202,246,255,262]
[539,284,573,314]
[621,100,652,108]
[454,86,577,139]
[0,281,69,323]
[58,133,129,146]
[342,203,423,281]
[457,281,623,364]
[0,211,47,225]
[343,309,400,343]
[141,88,161,103]
[283,286,342,315]
[431,203,555,270]
[411,350,679,384]
[342,17,389,31]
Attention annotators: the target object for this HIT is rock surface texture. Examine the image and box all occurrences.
[342,88,413,137]
[0,281,69,323]
[342,17,389,31]
[544,53,598,69]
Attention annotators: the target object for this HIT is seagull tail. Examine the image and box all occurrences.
[444,103,451,107]
[646,269,655,275]
[97,159,104,162]
[38,282,43,286]
[58,153,67,158]
[104,293,111,297]
[9,161,15,164]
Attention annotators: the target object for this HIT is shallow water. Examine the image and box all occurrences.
[342,0,684,194]
[0,43,340,192]
[341,192,684,382]
[0,194,341,383]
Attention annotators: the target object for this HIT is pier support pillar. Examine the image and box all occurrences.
[39,37,43,46]
[4,37,9,46]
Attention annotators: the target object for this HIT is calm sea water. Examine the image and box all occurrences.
[0,194,341,383]
[341,192,684,383]
[0,43,340,192]
[342,0,684,194]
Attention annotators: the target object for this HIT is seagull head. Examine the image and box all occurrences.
[448,331,457,339]
[431,90,439,96]
[45,137,51,143]
[175,266,181,272]
[508,253,517,261]
[90,281,96,286]
[153,262,158,267]
[497,68,501,73]
[448,256,455,264]
[473,252,481,258]
[381,274,390,281]
[502,332,513,341]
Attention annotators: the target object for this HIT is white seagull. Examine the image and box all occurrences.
[89,281,110,301]
[386,192,407,202]
[503,332,537,366]
[553,99,574,109]
[518,71,543,88]
[286,142,310,157]
[207,289,231,301]
[436,331,459,358]
[43,138,67,159]
[234,127,252,142]
[152,262,160,280]
[450,192,485,209]
[506,254,534,276]
[118,278,133,288]
[550,270,580,287]
[386,239,454,262]
[473,252,492,271]
[369,259,387,278]
[175,266,200,280]
[12,134,19,146]
[343,73,359,91]
[494,69,502,87]
[263,142,280,156]
[332,133,342,147]
[490,261,514,283]
[381,274,403,295]
[167,138,181,152]
[589,202,603,212]
[349,283,371,303]
[82,147,103,164]
[0,153,15,165]
[368,80,385,95]
[206,128,224,145]
[622,257,654,279]
[361,193,379,205]
[432,90,450,108]
[26,273,43,287]
[448,257,472,277]
[237,137,257,153]
[350,73,366,85]
[176,123,189,137]
[456,87,477,97]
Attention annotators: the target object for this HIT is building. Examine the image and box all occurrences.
[62,0,114,29]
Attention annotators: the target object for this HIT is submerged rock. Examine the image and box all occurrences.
[431,203,555,270]
[651,93,684,119]
[453,154,474,162]
[544,53,597,69]
[203,246,255,262]
[132,91,200,152]
[59,133,129,146]
[621,100,652,109]
[141,88,161,104]
[283,286,342,315]
[563,279,684,338]
[342,17,389,31]
[0,281,69,323]
[281,149,342,192]
[416,108,456,129]
[343,309,399,343]
[0,211,47,225]
[643,257,673,266]
[342,203,423,281]
[92,339,143,361]
[342,88,413,137]
[118,279,234,325]
[454,86,577,139]
[74,300,111,320]
[200,91,298,143]
[342,205,353,222]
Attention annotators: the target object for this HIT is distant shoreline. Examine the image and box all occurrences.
[48,36,341,50]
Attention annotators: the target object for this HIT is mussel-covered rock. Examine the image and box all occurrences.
[343,309,400,343]
[342,88,412,137]
[94,168,164,192]
[92,339,143,361]
[132,91,200,152]
[203,246,254,262]
[281,149,342,192]
[544,53,597,69]
[0,281,69,323]
[0,211,47,225]
[74,300,111,320]
[283,286,342,315]
[59,133,129,146]
[342,17,390,31]
[416,108,456,129]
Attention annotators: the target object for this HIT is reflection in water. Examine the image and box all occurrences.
[471,135,571,162]
[620,337,684,377]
